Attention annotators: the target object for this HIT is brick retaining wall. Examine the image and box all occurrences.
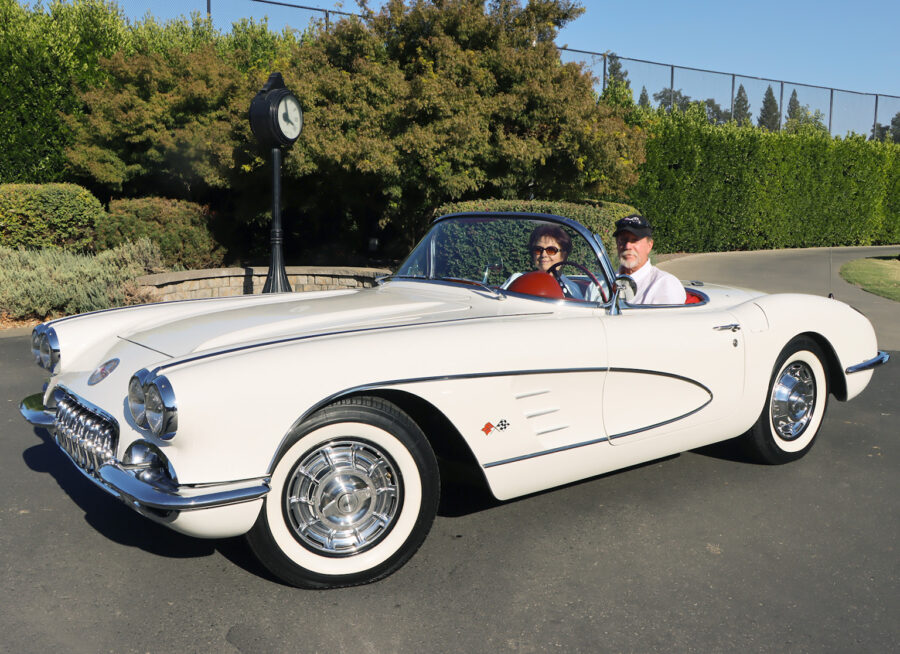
[136,266,391,302]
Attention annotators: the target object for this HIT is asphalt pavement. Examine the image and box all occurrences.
[1,246,897,653]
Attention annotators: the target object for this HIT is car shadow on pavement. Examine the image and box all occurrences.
[22,426,217,559]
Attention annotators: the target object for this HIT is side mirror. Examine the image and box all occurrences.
[610,274,636,313]
[615,274,636,301]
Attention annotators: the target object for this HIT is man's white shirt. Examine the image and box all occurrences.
[622,262,686,305]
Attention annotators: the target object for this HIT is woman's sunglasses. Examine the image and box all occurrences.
[532,246,560,256]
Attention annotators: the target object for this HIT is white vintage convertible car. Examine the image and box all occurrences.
[20,212,889,588]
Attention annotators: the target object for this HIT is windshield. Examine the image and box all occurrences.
[396,214,610,301]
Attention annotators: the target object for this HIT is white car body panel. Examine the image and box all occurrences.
[24,213,887,544]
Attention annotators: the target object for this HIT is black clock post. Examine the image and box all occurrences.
[249,72,303,293]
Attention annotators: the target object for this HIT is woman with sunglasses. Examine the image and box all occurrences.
[504,224,597,300]
[529,224,572,273]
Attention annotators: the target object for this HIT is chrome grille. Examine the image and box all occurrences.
[54,392,119,475]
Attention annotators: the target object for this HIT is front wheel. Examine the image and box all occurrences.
[247,397,439,588]
[743,337,829,464]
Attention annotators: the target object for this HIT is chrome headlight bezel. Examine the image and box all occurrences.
[33,325,61,374]
[128,369,177,440]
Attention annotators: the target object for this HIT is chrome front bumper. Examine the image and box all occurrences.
[845,351,890,374]
[19,393,270,514]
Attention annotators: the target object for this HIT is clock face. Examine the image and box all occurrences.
[277,94,303,142]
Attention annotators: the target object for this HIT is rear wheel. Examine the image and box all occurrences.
[247,397,439,588]
[743,337,829,464]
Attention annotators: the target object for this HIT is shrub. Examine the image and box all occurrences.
[95,197,224,268]
[0,238,163,320]
[435,198,639,256]
[0,183,104,251]
[629,106,900,253]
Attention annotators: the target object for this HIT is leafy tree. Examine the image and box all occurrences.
[732,84,751,126]
[703,98,731,125]
[600,51,632,107]
[65,44,250,203]
[870,123,889,141]
[892,111,900,143]
[786,89,801,121]
[0,0,130,183]
[63,0,646,258]
[653,87,692,112]
[784,105,827,135]
[757,85,780,131]
[638,86,650,108]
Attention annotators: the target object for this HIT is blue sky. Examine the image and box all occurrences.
[111,0,900,134]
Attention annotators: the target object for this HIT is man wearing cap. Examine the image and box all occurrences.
[614,214,686,305]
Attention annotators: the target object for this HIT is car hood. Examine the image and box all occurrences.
[122,284,481,358]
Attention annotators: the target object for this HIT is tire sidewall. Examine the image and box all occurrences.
[750,338,829,463]
[249,401,438,587]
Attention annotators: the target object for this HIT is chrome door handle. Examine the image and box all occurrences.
[713,323,741,332]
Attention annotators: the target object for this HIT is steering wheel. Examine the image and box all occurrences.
[547,261,608,302]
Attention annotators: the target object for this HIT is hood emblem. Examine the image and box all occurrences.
[88,358,120,386]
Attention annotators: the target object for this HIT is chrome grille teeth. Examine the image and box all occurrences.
[53,393,118,476]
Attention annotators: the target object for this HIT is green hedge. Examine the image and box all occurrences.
[0,238,163,320]
[0,183,104,251]
[629,107,900,252]
[95,197,224,269]
[435,198,638,256]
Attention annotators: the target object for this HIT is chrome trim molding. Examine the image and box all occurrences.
[484,435,611,468]
[845,351,890,374]
[98,465,270,511]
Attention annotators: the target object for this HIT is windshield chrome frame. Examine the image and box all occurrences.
[399,212,616,308]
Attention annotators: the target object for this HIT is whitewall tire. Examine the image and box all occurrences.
[247,397,439,588]
[744,337,829,464]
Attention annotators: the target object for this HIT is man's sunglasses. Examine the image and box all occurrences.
[531,246,560,256]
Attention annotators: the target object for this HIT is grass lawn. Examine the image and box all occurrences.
[840,256,900,302]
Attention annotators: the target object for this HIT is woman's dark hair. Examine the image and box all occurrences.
[528,224,572,257]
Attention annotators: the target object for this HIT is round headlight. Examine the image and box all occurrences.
[37,328,60,373]
[144,376,177,440]
[128,375,147,427]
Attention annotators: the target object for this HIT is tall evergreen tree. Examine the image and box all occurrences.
[606,52,629,86]
[757,85,780,131]
[638,85,650,108]
[601,51,632,106]
[732,84,751,125]
[891,111,900,143]
[786,89,801,121]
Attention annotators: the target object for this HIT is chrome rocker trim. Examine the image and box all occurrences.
[845,351,890,374]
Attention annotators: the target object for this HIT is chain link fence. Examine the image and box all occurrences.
[116,1,900,141]
[560,48,900,141]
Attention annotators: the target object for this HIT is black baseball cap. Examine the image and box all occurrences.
[613,214,652,239]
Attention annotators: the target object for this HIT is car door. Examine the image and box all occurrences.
[601,304,745,446]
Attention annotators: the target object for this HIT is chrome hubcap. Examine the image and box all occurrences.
[284,440,401,556]
[770,361,816,440]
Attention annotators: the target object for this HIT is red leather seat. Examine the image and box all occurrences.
[508,272,565,299]
[685,289,703,304]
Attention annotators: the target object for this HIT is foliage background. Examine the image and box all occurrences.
[0,0,897,272]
